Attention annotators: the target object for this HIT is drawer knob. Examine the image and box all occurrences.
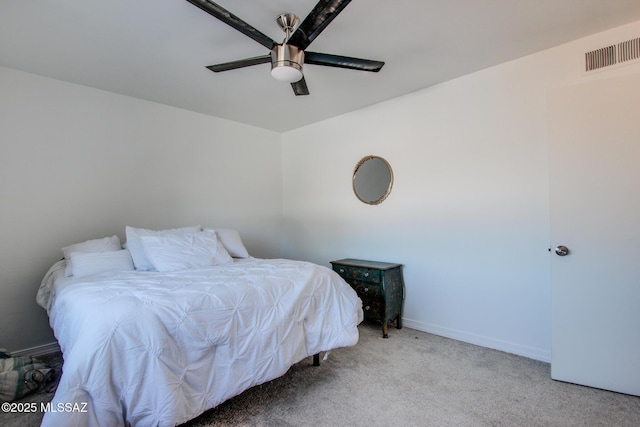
[364,305,370,311]
[364,272,369,277]
[339,268,344,273]
[364,287,369,292]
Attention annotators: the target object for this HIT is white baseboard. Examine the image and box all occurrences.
[402,318,551,363]
[10,342,60,357]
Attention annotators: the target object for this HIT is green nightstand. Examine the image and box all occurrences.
[331,258,405,338]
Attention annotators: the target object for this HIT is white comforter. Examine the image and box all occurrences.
[37,258,363,426]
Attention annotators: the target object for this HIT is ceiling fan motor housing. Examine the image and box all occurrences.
[271,44,304,82]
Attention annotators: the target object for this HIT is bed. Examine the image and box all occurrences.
[36,226,363,426]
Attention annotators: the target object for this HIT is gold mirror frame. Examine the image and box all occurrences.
[352,155,394,205]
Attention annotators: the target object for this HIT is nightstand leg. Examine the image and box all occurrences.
[396,316,403,329]
[313,353,320,366]
[382,323,389,338]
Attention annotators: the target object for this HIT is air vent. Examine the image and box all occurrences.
[618,37,640,63]
[585,45,616,71]
[585,36,640,72]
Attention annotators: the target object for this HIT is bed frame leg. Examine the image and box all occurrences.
[313,353,320,366]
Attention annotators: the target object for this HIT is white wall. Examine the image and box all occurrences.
[282,21,640,361]
[0,66,282,353]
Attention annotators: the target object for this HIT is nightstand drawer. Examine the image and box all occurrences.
[333,265,381,284]
[351,281,381,298]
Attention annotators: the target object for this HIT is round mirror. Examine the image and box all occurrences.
[353,155,394,205]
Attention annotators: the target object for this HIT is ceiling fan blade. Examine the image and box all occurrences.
[305,52,384,72]
[206,54,271,72]
[288,0,352,50]
[291,77,310,96]
[186,0,276,50]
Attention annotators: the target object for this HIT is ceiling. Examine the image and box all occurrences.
[2,0,640,132]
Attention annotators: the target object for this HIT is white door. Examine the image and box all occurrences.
[548,72,640,396]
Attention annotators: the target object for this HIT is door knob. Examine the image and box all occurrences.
[555,245,570,256]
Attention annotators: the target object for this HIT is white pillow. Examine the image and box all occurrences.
[204,228,250,258]
[68,249,134,278]
[125,225,201,271]
[62,235,122,277]
[140,229,233,272]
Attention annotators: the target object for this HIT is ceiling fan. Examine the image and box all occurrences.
[186,0,385,95]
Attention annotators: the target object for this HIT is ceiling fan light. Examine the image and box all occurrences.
[271,44,304,83]
[271,65,303,82]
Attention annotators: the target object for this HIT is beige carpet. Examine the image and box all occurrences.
[2,323,639,426]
